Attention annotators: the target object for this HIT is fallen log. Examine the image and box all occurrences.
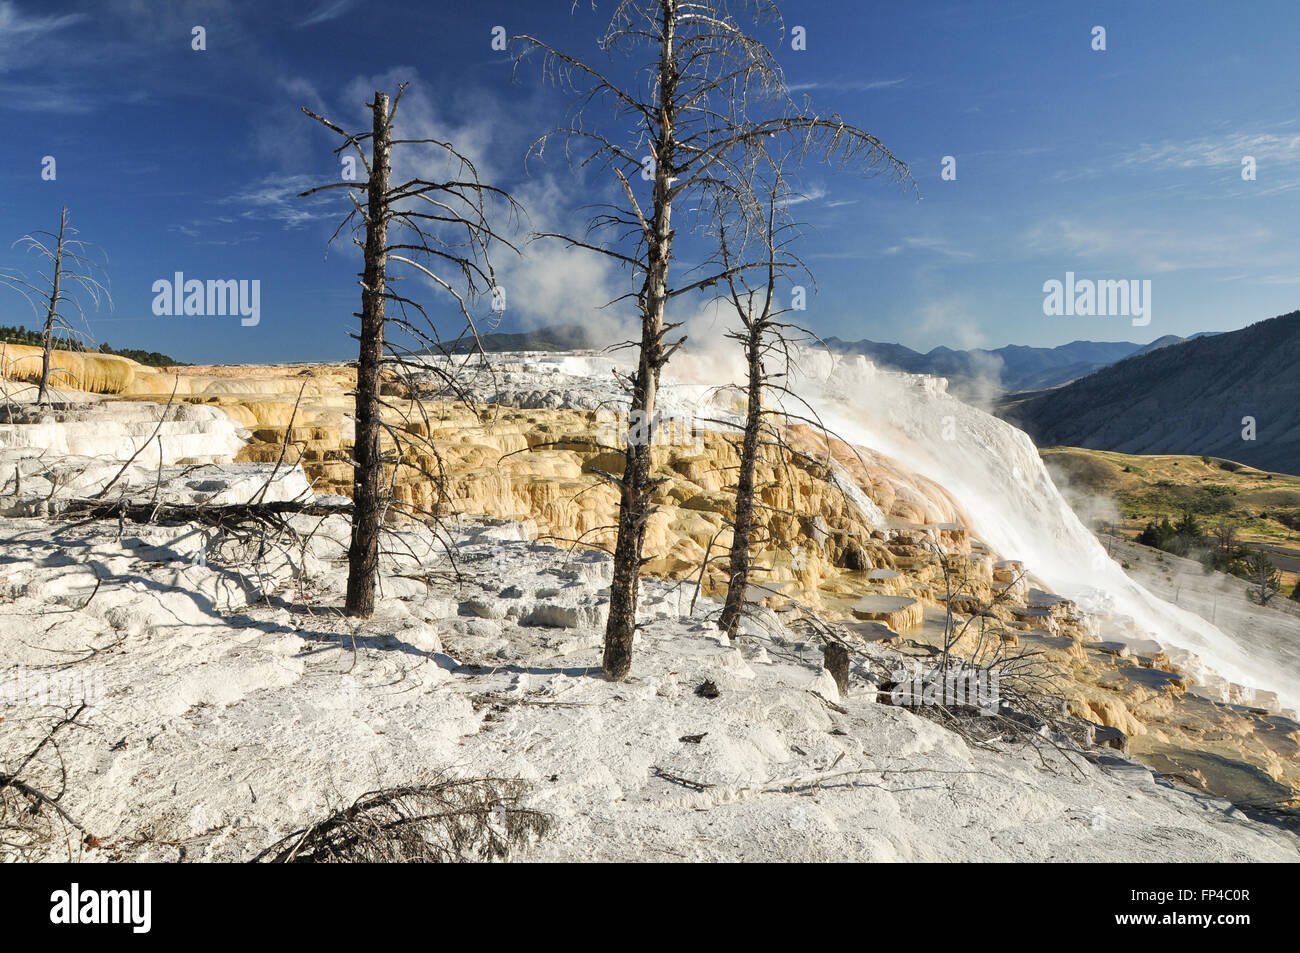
[59,497,351,529]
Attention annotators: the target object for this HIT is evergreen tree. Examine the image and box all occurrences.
[1174,508,1204,543]
[1245,551,1281,606]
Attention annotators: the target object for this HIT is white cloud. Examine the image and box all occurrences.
[299,0,355,28]
[784,186,828,206]
[1021,218,1273,274]
[1121,130,1300,171]
[879,236,974,260]
[493,174,634,342]
[0,1,85,72]
[220,173,338,228]
[275,70,632,340]
[787,78,905,94]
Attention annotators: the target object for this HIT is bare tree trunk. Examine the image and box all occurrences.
[304,84,514,619]
[37,208,68,406]
[823,642,849,697]
[603,5,677,680]
[718,322,763,640]
[345,92,391,618]
[519,0,912,679]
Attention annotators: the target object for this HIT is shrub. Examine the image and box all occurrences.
[253,777,552,863]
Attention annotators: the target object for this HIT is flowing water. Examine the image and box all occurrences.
[516,348,1297,709]
[652,347,1299,711]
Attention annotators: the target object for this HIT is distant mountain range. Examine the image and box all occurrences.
[467,323,1203,398]
[999,310,1300,475]
[820,333,1211,398]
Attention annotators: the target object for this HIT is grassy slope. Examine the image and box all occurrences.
[1041,447,1300,589]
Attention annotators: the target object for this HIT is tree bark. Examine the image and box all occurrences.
[603,2,677,680]
[38,207,67,406]
[345,92,391,618]
[718,320,763,640]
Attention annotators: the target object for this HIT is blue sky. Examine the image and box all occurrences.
[0,0,1296,364]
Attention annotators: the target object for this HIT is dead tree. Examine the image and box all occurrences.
[515,0,912,680]
[1211,518,1237,554]
[0,704,93,862]
[253,776,551,863]
[300,85,521,618]
[714,178,809,639]
[1,207,111,404]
